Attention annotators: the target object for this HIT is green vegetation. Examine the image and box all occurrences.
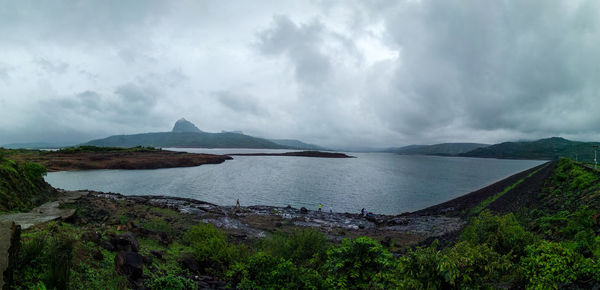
[0,156,52,212]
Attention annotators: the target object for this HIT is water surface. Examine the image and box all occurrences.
[46,150,544,215]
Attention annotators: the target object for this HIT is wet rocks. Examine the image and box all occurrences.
[110,232,140,252]
[179,254,200,273]
[300,207,308,214]
[80,231,102,243]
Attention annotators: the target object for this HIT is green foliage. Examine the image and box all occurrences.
[144,266,197,290]
[228,252,325,289]
[183,223,240,276]
[395,241,455,289]
[0,158,50,212]
[324,237,396,289]
[259,228,329,268]
[396,241,516,288]
[13,225,75,289]
[461,211,535,259]
[22,161,47,183]
[521,240,598,289]
[143,217,174,236]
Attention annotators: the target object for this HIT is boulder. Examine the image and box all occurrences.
[110,232,139,252]
[300,207,308,214]
[80,231,102,243]
[178,254,200,273]
[114,251,143,280]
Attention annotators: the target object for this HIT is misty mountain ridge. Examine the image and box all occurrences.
[82,118,324,150]
[460,137,600,161]
[388,143,490,156]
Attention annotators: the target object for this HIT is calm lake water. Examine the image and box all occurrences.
[45,149,545,215]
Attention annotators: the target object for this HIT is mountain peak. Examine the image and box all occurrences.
[172,118,202,133]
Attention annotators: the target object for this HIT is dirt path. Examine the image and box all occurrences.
[0,191,86,229]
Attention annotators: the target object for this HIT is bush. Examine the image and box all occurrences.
[145,272,196,290]
[22,162,47,184]
[445,241,516,287]
[461,211,535,259]
[521,241,585,289]
[324,237,396,289]
[228,252,325,289]
[396,241,456,289]
[259,228,329,268]
[183,223,239,276]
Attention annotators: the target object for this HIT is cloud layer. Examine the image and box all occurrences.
[2,0,600,147]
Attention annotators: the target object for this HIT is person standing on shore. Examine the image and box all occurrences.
[236,199,240,209]
[318,203,322,212]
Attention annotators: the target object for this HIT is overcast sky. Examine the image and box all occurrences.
[2,0,600,148]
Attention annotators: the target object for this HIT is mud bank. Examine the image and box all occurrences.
[12,150,232,172]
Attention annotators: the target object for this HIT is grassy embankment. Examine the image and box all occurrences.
[5,157,600,289]
[0,150,53,213]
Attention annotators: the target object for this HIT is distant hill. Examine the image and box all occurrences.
[83,132,286,149]
[1,142,69,149]
[269,139,328,151]
[389,143,490,156]
[461,137,600,161]
[81,119,330,149]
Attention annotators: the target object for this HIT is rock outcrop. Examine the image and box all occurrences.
[172,118,203,133]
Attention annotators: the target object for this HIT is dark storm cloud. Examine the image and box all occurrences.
[257,15,333,86]
[3,1,600,147]
[363,0,600,142]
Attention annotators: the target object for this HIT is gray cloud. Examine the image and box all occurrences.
[215,91,264,116]
[2,1,600,147]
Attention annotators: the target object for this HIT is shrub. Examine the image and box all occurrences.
[461,211,535,259]
[521,241,583,289]
[324,237,396,289]
[396,241,456,289]
[445,241,516,287]
[228,252,325,289]
[145,272,196,290]
[259,228,329,268]
[22,161,47,184]
[183,223,239,276]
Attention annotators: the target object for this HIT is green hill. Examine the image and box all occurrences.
[389,143,489,156]
[83,132,286,149]
[461,137,600,162]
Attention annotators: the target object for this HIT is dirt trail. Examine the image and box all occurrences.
[0,191,86,229]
